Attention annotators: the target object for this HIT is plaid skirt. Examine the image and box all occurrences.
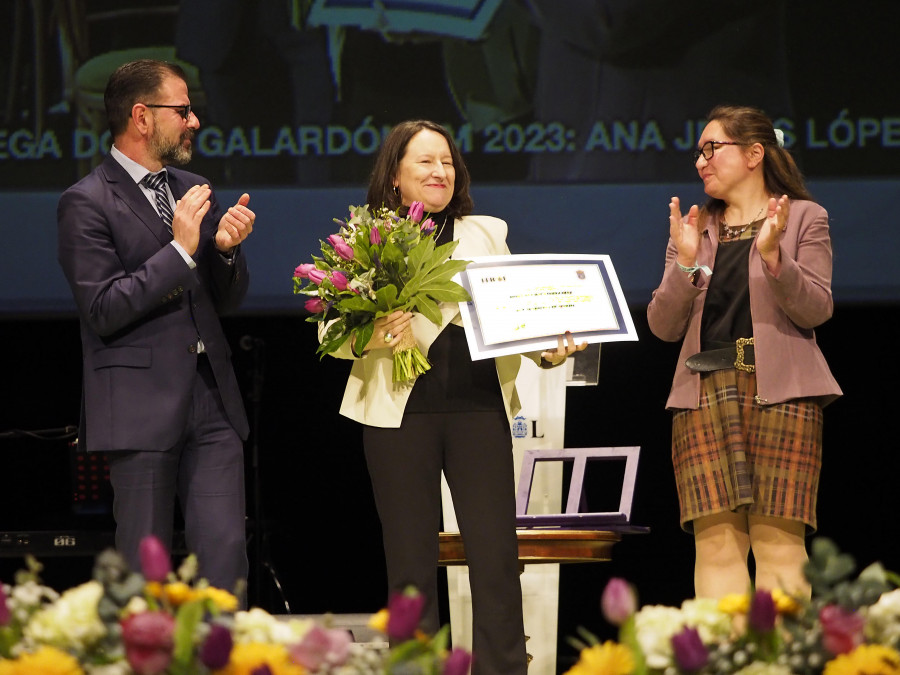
[671,368,823,533]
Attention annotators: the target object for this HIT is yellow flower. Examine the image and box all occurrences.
[771,589,801,615]
[0,646,84,675]
[213,642,305,675]
[563,641,634,675]
[201,587,239,613]
[161,581,195,606]
[368,608,389,633]
[718,593,750,615]
[823,644,900,675]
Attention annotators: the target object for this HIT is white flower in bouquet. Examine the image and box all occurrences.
[232,607,314,645]
[633,604,686,669]
[679,597,733,643]
[866,588,900,646]
[733,661,794,675]
[23,580,105,652]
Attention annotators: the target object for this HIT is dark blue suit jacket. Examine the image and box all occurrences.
[57,154,250,453]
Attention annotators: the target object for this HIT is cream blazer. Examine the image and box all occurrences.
[326,215,537,428]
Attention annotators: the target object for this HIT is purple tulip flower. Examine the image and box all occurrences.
[601,577,637,626]
[199,623,233,669]
[420,218,436,236]
[327,234,354,261]
[443,647,473,675]
[330,270,349,291]
[749,589,777,634]
[408,201,424,222]
[0,584,10,626]
[121,611,176,675]
[293,263,315,279]
[820,605,866,655]
[304,297,325,313]
[290,625,352,670]
[370,226,382,245]
[387,588,426,641]
[671,626,708,672]
[138,535,171,583]
[308,269,327,285]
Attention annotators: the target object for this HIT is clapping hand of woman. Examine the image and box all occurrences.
[756,194,790,274]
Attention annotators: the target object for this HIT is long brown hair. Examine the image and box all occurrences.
[702,105,813,219]
[366,120,474,219]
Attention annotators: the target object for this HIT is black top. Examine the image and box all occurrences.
[404,213,506,413]
[700,224,760,348]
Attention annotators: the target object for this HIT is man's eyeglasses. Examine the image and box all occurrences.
[144,103,192,120]
[692,140,742,163]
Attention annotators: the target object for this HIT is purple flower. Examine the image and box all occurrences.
[289,625,352,670]
[0,583,10,626]
[408,201,424,222]
[199,623,233,669]
[443,647,473,675]
[387,588,426,640]
[327,234,354,261]
[293,263,315,279]
[600,578,637,626]
[138,535,171,583]
[420,218,436,236]
[304,297,325,313]
[121,611,175,675]
[820,605,866,655]
[308,268,327,285]
[749,589,777,634]
[671,626,708,672]
[370,226,382,245]
[330,270,349,291]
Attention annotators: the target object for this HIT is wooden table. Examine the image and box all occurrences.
[438,529,621,569]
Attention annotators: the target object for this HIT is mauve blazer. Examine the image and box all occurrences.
[647,199,842,410]
[328,215,538,428]
[57,155,250,452]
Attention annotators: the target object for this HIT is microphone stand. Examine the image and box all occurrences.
[243,337,290,613]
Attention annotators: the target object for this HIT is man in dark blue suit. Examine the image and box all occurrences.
[57,59,255,594]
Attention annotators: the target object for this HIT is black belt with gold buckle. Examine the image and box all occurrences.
[685,337,755,373]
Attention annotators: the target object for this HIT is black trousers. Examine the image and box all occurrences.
[364,410,527,675]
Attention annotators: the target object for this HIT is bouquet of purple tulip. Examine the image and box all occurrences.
[293,201,471,383]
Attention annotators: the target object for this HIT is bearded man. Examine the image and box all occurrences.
[57,59,255,595]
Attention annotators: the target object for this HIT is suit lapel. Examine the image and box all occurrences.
[100,155,171,244]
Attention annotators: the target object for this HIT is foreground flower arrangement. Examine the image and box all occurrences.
[0,537,470,675]
[567,538,900,675]
[293,201,471,383]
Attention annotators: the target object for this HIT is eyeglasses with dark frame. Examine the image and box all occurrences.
[692,140,742,164]
[143,103,192,120]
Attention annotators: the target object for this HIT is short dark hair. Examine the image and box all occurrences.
[366,120,474,219]
[104,59,187,138]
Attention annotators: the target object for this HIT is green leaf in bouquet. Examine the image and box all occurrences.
[407,234,436,276]
[317,332,352,358]
[338,293,378,314]
[417,280,471,303]
[411,293,442,326]
[380,240,407,269]
[352,238,372,269]
[374,284,400,313]
[351,322,375,357]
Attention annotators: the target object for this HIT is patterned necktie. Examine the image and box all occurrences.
[143,171,174,233]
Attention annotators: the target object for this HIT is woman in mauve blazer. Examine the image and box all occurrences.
[648,105,841,603]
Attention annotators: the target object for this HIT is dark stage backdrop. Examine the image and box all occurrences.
[2,1,899,669]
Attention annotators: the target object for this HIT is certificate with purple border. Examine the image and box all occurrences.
[456,254,638,360]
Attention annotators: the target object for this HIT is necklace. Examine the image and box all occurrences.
[720,205,765,240]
